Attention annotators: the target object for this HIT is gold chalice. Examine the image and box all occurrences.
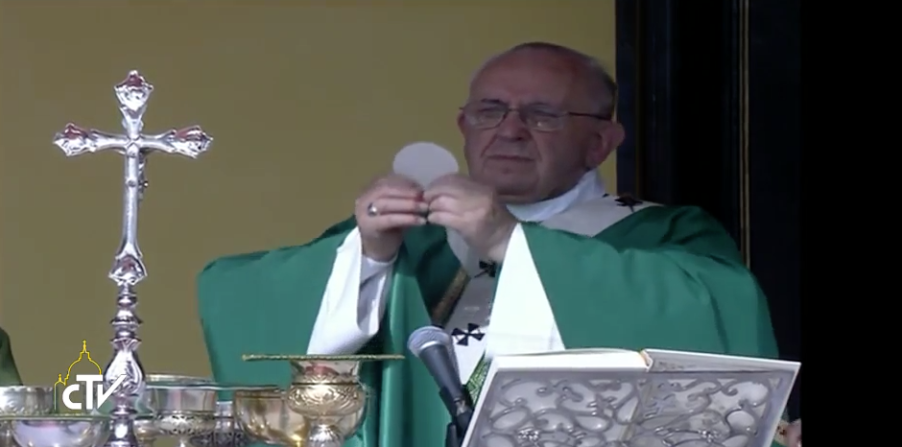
[241,354,404,447]
[233,387,306,447]
[0,387,54,447]
[3,415,109,447]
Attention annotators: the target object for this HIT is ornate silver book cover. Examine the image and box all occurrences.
[463,350,799,447]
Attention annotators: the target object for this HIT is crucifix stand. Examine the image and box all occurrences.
[52,70,212,447]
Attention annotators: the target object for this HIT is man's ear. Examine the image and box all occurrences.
[586,121,625,167]
[456,111,467,135]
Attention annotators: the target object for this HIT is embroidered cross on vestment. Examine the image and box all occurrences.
[615,194,643,212]
[451,323,485,346]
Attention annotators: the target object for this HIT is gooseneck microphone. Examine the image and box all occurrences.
[407,326,473,446]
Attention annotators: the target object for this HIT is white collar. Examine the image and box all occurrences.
[505,171,607,222]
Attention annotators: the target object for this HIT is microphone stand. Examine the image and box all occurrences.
[445,421,462,447]
[439,386,470,447]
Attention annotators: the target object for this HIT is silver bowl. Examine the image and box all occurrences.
[146,384,219,447]
[0,387,55,447]
[188,401,253,447]
[136,375,214,415]
[134,415,160,447]
[0,387,54,417]
[89,374,214,416]
[90,377,217,447]
[145,384,219,415]
[5,415,109,447]
[145,375,213,386]
[150,383,273,447]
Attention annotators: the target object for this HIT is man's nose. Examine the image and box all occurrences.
[495,110,531,139]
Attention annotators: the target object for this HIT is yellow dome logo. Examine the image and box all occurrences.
[53,340,105,413]
[54,340,103,387]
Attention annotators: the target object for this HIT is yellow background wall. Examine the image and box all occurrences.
[0,1,616,384]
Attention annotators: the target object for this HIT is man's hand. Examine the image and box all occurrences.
[785,419,801,447]
[355,175,428,261]
[424,174,518,263]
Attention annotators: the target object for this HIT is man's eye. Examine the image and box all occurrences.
[477,108,506,116]
[529,110,560,118]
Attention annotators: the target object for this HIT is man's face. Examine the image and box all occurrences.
[458,49,621,204]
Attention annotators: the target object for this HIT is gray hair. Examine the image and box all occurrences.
[469,41,618,118]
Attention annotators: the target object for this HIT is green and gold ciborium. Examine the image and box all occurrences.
[233,354,403,447]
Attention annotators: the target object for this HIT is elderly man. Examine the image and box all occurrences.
[198,42,780,447]
[0,327,22,386]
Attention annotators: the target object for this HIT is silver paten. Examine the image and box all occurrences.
[51,71,212,447]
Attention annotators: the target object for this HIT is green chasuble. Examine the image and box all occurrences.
[0,327,23,386]
[197,204,779,447]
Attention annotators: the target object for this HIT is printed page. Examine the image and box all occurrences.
[520,347,635,356]
[641,349,800,447]
[494,349,648,370]
[643,349,800,373]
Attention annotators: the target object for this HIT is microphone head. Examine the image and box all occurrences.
[407,326,452,358]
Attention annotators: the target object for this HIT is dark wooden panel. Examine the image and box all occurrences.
[614,0,637,196]
[615,0,676,204]
[747,0,802,418]
[616,0,801,418]
[616,0,740,241]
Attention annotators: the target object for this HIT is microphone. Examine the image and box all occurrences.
[407,326,473,441]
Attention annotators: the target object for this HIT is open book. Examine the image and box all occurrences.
[462,348,800,447]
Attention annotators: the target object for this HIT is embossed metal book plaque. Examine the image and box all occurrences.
[463,355,798,447]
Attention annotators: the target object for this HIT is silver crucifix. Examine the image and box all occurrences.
[52,70,212,447]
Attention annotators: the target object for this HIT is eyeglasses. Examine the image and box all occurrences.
[460,102,609,132]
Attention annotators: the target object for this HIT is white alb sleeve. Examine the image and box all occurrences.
[306,228,394,354]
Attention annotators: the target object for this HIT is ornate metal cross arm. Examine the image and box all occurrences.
[53,124,211,159]
[51,70,212,447]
